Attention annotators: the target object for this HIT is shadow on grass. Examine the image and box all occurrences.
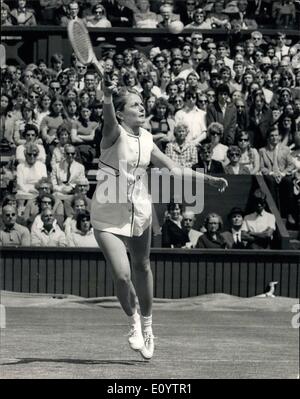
[1,358,149,366]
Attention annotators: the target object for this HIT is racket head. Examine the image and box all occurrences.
[0,44,6,68]
[68,19,94,65]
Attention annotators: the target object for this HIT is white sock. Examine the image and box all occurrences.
[129,310,140,327]
[142,315,152,333]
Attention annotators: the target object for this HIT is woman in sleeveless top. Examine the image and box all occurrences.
[91,74,228,360]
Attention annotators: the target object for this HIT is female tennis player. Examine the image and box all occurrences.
[90,76,228,360]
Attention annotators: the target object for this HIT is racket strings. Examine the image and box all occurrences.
[72,22,92,63]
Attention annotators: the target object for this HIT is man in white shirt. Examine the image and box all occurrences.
[31,208,67,247]
[275,32,290,61]
[175,89,206,145]
[241,192,276,249]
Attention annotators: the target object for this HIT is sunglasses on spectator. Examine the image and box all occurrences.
[66,152,76,155]
[198,99,208,103]
[4,213,16,217]
[25,133,36,136]
[229,152,240,156]
[210,132,221,136]
[51,87,61,91]
[29,94,39,99]
[238,138,249,142]
[41,200,52,204]
[77,66,87,69]
[183,218,193,221]
[26,152,38,157]
[236,105,245,109]
[39,186,50,190]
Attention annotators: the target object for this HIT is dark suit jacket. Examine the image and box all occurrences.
[222,231,248,249]
[195,233,227,249]
[206,102,237,146]
[247,107,273,149]
[103,1,134,27]
[192,159,224,174]
[161,219,189,248]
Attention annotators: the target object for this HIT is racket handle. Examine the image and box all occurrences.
[92,58,104,79]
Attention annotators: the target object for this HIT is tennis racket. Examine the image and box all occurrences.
[68,19,104,78]
[0,44,6,68]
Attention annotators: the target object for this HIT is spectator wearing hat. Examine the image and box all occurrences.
[0,205,30,247]
[222,207,248,249]
[242,191,276,249]
[206,83,237,146]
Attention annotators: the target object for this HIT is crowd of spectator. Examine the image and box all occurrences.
[1,0,300,248]
[1,0,300,30]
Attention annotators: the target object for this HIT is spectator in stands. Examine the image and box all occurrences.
[242,191,276,249]
[0,94,15,148]
[0,205,30,247]
[272,1,296,29]
[224,145,251,175]
[144,97,174,151]
[51,143,85,198]
[260,128,296,225]
[30,192,64,231]
[37,93,51,127]
[247,91,273,149]
[60,1,83,26]
[196,213,226,248]
[104,0,134,27]
[10,0,37,26]
[206,84,237,146]
[162,202,189,248]
[31,208,67,247]
[235,0,258,29]
[22,178,64,229]
[274,32,290,61]
[157,3,179,27]
[165,122,197,168]
[278,111,297,147]
[63,193,88,238]
[181,210,203,248]
[235,99,249,132]
[64,176,91,217]
[222,207,248,249]
[206,122,228,166]
[16,143,47,206]
[0,194,25,227]
[15,124,46,164]
[192,140,225,174]
[67,210,98,247]
[1,4,12,25]
[84,3,112,27]
[236,130,260,174]
[13,103,39,147]
[179,0,198,26]
[133,0,158,28]
[175,89,207,146]
[50,123,71,170]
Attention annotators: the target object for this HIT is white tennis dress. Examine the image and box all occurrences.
[91,125,154,237]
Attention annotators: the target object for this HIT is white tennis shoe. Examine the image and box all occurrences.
[139,331,155,360]
[128,322,144,351]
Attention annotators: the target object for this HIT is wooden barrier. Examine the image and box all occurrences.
[1,247,299,299]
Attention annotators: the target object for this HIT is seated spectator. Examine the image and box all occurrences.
[10,0,37,26]
[165,122,197,168]
[157,3,179,27]
[179,0,198,26]
[192,140,225,174]
[50,123,71,170]
[63,193,88,238]
[224,146,251,175]
[260,128,296,225]
[195,213,226,248]
[0,204,30,247]
[272,1,296,29]
[206,122,228,166]
[232,0,258,30]
[0,93,15,148]
[133,0,158,28]
[67,210,98,247]
[60,1,83,26]
[206,84,237,146]
[235,99,249,132]
[22,178,64,229]
[16,124,46,164]
[13,103,39,147]
[236,130,260,174]
[222,207,248,249]
[1,4,12,25]
[84,3,112,27]
[278,111,297,147]
[16,143,47,206]
[242,191,276,249]
[104,0,134,27]
[185,7,228,29]
[175,89,207,146]
[181,210,203,248]
[161,202,189,248]
[0,194,25,228]
[144,97,175,151]
[51,144,86,199]
[63,176,92,217]
[30,192,64,232]
[31,208,67,247]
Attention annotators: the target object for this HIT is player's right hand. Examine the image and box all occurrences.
[102,73,118,96]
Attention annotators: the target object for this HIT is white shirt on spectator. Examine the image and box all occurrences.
[211,143,229,165]
[175,107,206,145]
[31,223,67,247]
[243,210,276,233]
[67,228,98,247]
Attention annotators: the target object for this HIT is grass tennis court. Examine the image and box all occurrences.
[0,292,299,379]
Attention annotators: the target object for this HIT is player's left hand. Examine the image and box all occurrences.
[210,177,228,193]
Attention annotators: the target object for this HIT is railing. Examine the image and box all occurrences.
[1,247,299,299]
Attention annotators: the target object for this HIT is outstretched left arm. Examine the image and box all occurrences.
[150,143,228,192]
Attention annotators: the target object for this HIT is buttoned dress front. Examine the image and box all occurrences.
[91,125,153,237]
